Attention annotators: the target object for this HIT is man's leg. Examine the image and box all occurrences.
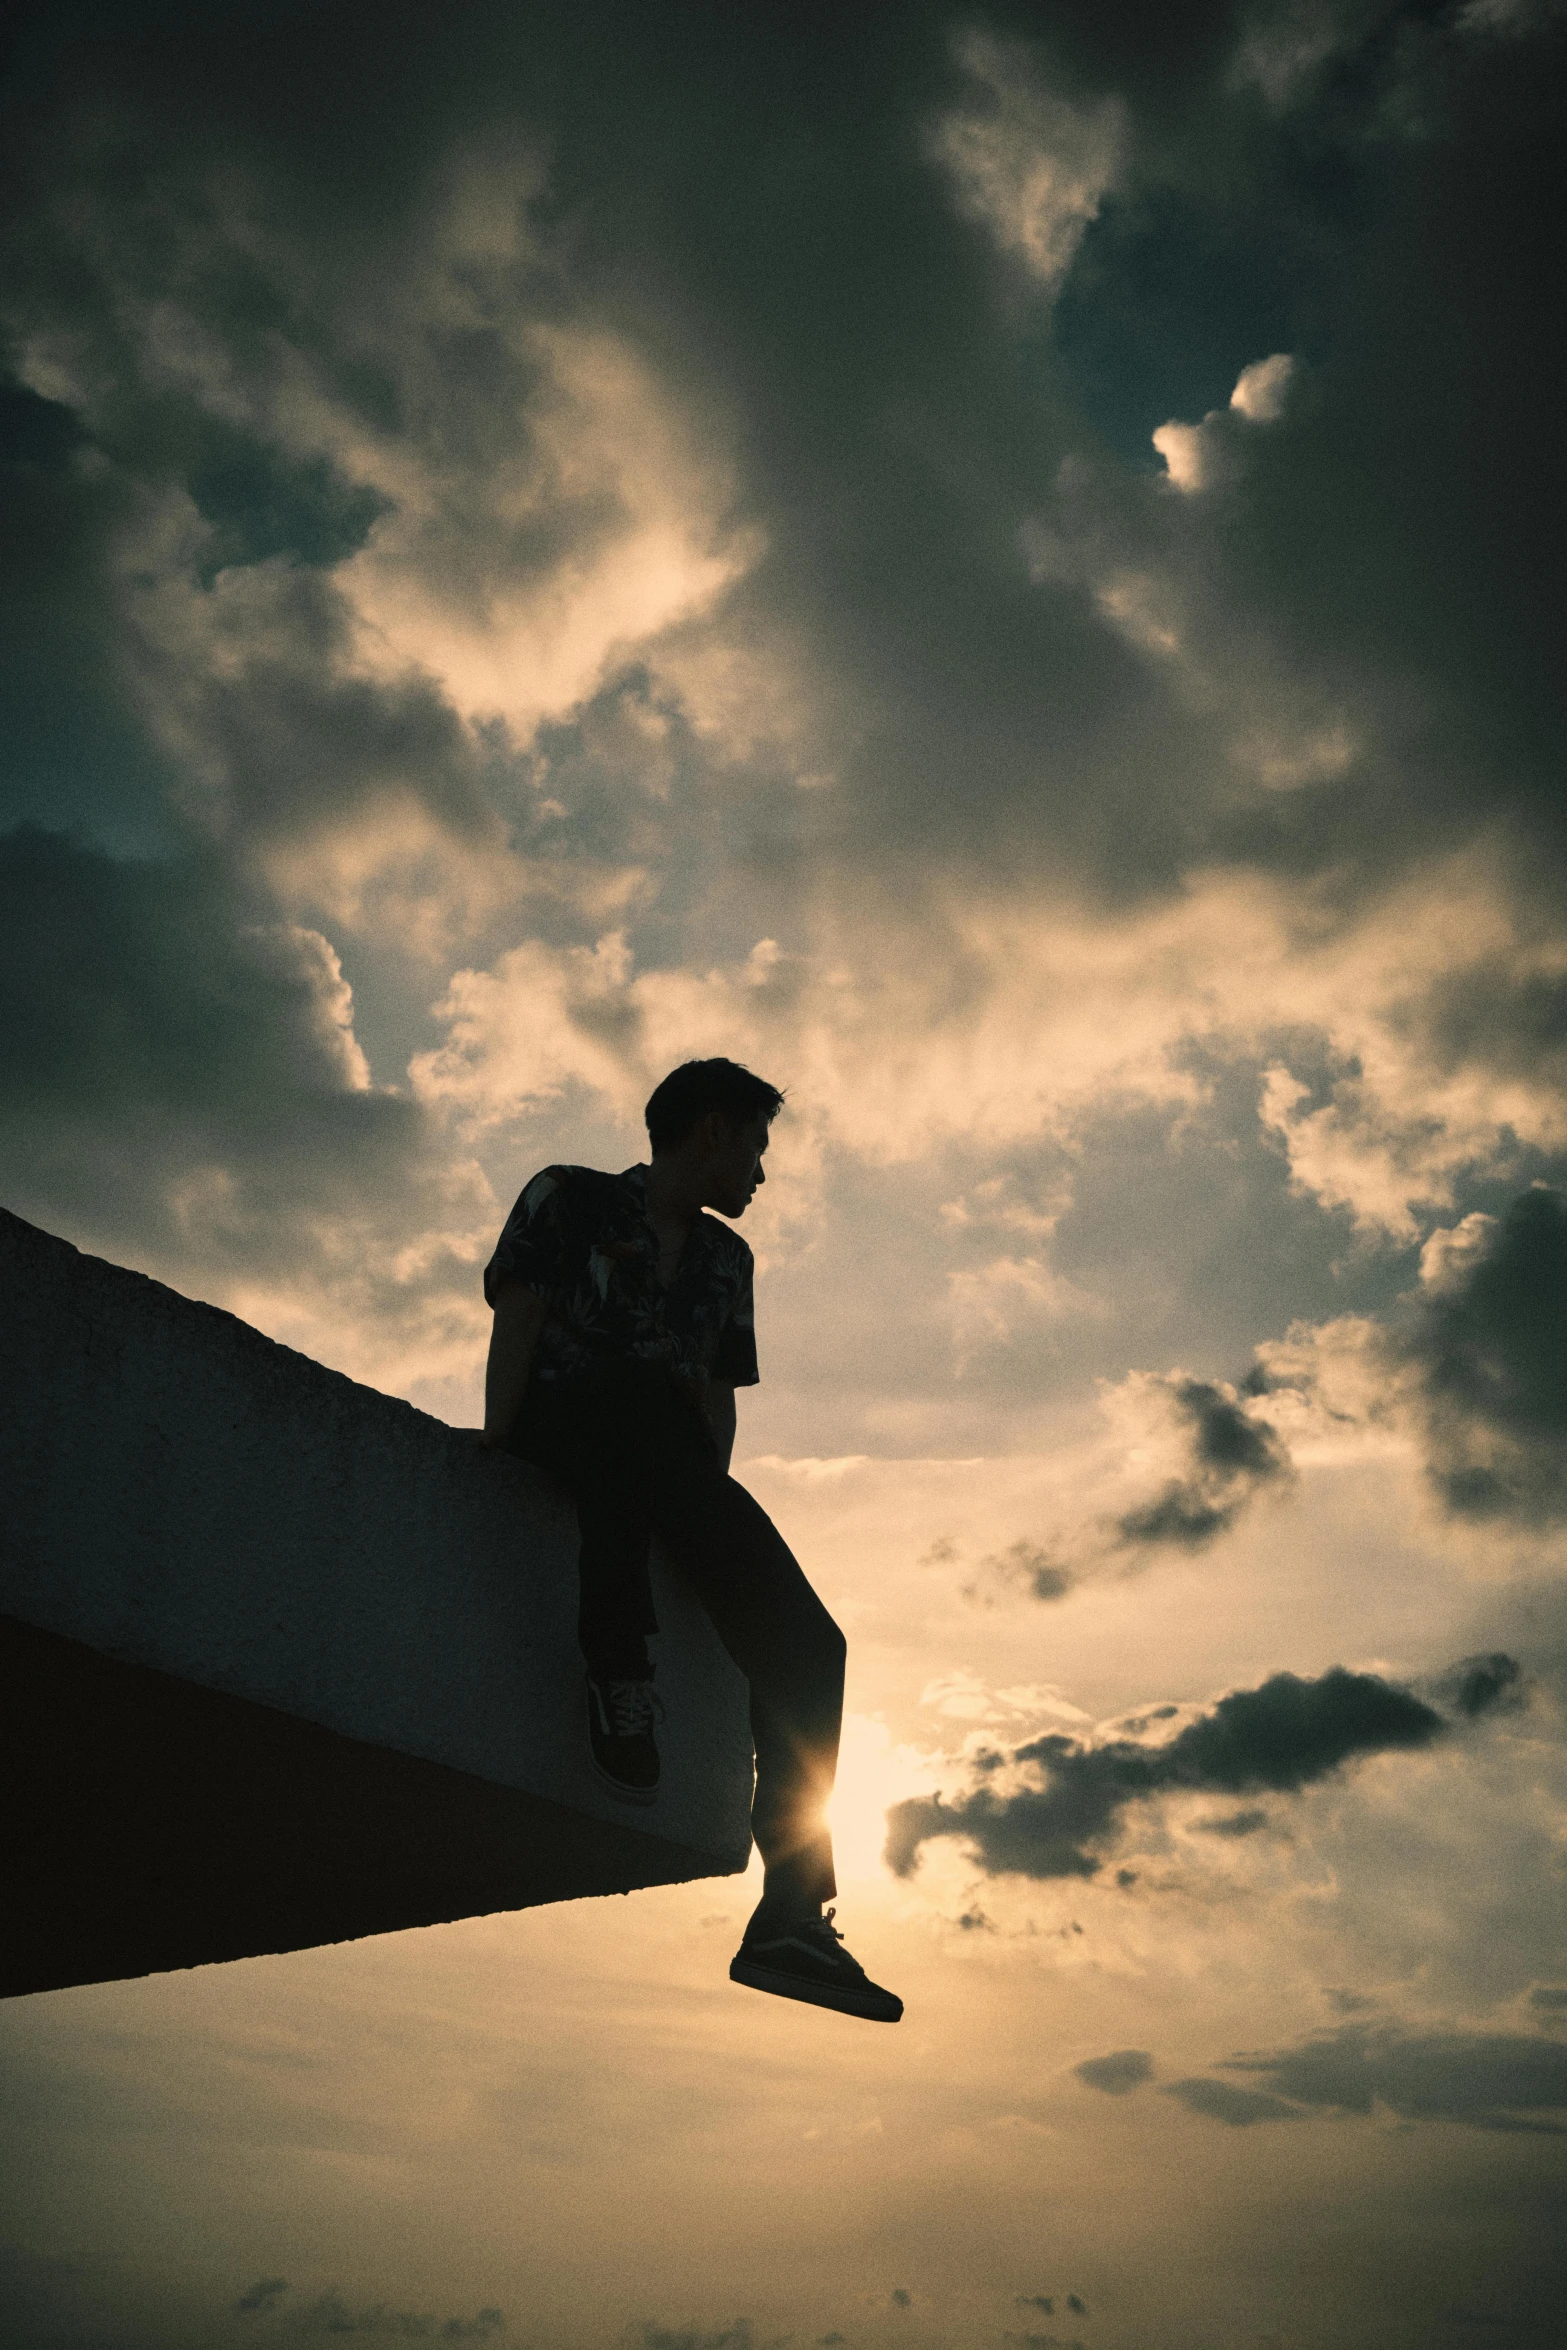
[648,1428,845,1917]
[511,1386,663,1800]
[512,1386,661,1677]
[649,1429,900,2021]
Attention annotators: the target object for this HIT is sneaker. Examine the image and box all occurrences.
[729,1907,903,2023]
[585,1673,664,1805]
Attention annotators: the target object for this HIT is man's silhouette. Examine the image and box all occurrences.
[480,1057,901,2022]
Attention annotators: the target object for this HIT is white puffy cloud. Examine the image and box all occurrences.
[339,316,759,735]
[1230,352,1296,423]
[1153,352,1296,492]
[946,1253,1107,1372]
[406,844,1567,1269]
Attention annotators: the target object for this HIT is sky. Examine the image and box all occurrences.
[3,1,1567,2344]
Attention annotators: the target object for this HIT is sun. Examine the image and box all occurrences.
[826,1715,937,1884]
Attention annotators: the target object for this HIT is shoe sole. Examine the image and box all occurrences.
[729,1953,902,2023]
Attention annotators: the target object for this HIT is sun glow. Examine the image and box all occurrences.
[826,1714,938,1883]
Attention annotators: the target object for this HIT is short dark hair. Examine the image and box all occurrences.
[644,1058,785,1154]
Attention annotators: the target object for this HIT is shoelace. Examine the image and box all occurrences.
[746,1907,863,1972]
[603,1679,666,1737]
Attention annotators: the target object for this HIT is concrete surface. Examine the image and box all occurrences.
[1,1208,754,1998]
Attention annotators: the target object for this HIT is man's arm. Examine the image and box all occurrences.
[481,1280,549,1447]
[705,1379,737,1474]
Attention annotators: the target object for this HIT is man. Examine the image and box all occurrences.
[479,1057,901,2025]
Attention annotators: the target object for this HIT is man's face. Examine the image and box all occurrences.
[702,1112,770,1218]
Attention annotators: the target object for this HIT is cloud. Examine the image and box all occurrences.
[7,104,752,772]
[295,2297,505,2338]
[930,29,1123,292]
[4,0,1567,1464]
[1230,353,1296,424]
[947,1253,1106,1369]
[884,1663,1450,1881]
[1255,1190,1567,1527]
[1433,1654,1526,1719]
[641,2325,752,2350]
[978,1541,1074,1603]
[1074,2049,1154,2096]
[1398,1189,1567,1523]
[0,824,430,1263]
[1112,1374,1293,1550]
[1171,2024,1567,2135]
[237,2278,290,2315]
[1191,1808,1270,1838]
[1163,2078,1305,2127]
[1152,352,1296,495]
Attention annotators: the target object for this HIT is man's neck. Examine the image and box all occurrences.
[642,1154,703,1229]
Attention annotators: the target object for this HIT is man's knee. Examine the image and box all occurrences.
[799,1596,847,1684]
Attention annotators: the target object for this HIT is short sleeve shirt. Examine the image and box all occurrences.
[483,1163,759,1391]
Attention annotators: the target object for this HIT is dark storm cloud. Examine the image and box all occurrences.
[1233,13,1567,860]
[0,384,180,849]
[641,2325,752,2350]
[1171,2023,1567,2135]
[295,2296,505,2338]
[1022,0,1567,909]
[884,1663,1449,1880]
[1074,2048,1154,2095]
[1163,2077,1304,2127]
[1115,1377,1292,1550]
[1191,1807,1269,1837]
[238,2277,290,2314]
[0,824,425,1269]
[1400,1191,1567,1524]
[4,0,1559,911]
[0,351,497,871]
[3,0,1566,1362]
[1419,954,1567,1095]
[0,5,1561,973]
[1243,1187,1567,1532]
[1432,1653,1526,1720]
[983,1539,1074,1600]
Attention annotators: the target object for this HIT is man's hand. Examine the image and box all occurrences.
[482,1281,548,1448]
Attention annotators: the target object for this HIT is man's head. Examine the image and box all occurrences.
[644,1058,785,1218]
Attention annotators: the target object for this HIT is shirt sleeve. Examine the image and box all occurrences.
[483,1169,569,1309]
[711,1244,760,1386]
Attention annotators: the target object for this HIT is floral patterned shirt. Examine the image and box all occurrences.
[483,1163,759,1392]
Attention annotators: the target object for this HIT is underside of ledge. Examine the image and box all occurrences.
[2,1614,730,2000]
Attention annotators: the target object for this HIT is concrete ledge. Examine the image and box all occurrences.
[1,1209,754,1998]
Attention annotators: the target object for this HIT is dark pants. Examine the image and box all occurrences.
[511,1371,844,1914]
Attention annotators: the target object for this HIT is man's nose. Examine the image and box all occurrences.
[754,1161,766,1186]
